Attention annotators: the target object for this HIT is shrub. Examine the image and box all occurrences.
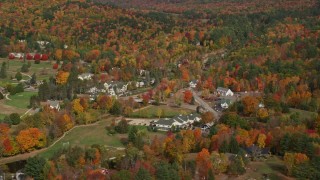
[34,54,41,60]
[15,71,23,81]
[21,64,29,72]
[34,59,40,64]
[41,54,48,61]
[26,53,33,60]
[9,113,21,125]
[53,63,59,69]
[8,53,15,59]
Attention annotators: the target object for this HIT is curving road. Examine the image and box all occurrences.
[190,89,220,121]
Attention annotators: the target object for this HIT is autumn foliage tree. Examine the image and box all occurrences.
[196,148,212,179]
[56,71,70,85]
[184,90,193,104]
[56,113,73,132]
[242,96,259,116]
[16,128,46,153]
[201,112,214,124]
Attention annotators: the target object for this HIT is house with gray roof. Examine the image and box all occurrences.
[216,87,234,96]
[47,100,60,111]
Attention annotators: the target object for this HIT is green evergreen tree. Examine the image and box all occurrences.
[21,63,29,72]
[156,162,170,180]
[25,156,46,180]
[208,168,215,180]
[9,113,21,125]
[15,71,22,81]
[128,126,138,143]
[38,80,50,101]
[229,136,240,154]
[110,100,122,115]
[30,73,37,85]
[135,167,152,180]
[0,62,7,79]
[15,83,24,93]
[227,156,246,175]
[111,170,131,180]
[219,140,229,153]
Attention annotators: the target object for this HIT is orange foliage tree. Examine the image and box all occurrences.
[196,148,212,179]
[242,96,259,116]
[57,113,74,132]
[16,128,46,153]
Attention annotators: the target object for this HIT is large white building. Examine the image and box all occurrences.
[153,113,201,131]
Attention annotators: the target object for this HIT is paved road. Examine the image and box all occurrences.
[190,89,221,121]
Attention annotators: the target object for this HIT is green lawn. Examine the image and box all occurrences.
[0,58,56,84]
[289,108,317,120]
[39,118,124,159]
[128,105,193,118]
[0,114,6,120]
[241,156,288,180]
[5,91,37,109]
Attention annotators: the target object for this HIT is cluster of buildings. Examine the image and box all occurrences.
[77,72,155,100]
[151,113,201,131]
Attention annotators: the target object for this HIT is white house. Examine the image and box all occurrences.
[78,73,94,81]
[219,99,232,109]
[36,41,50,49]
[47,100,60,111]
[104,81,128,96]
[136,81,145,88]
[258,102,265,108]
[189,80,198,88]
[216,87,234,96]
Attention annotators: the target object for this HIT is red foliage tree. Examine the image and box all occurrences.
[34,53,41,60]
[41,54,49,61]
[184,90,193,104]
[26,53,33,60]
[8,53,15,59]
[52,63,59,69]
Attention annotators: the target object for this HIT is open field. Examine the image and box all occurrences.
[289,108,317,120]
[0,113,6,119]
[0,58,56,85]
[214,156,293,180]
[0,100,26,116]
[5,91,37,109]
[128,105,193,118]
[39,117,124,159]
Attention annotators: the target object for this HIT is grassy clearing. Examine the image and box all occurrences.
[128,105,193,118]
[289,108,317,120]
[39,118,124,159]
[5,91,37,109]
[0,58,56,84]
[0,114,6,119]
[241,156,290,180]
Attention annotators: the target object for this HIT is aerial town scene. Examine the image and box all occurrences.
[0,0,320,179]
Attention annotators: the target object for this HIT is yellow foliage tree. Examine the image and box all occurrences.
[56,71,70,85]
[72,98,84,114]
[257,133,266,148]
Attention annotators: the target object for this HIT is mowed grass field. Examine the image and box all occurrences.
[128,105,193,118]
[39,117,168,159]
[0,58,56,85]
[5,91,37,109]
[39,118,124,159]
